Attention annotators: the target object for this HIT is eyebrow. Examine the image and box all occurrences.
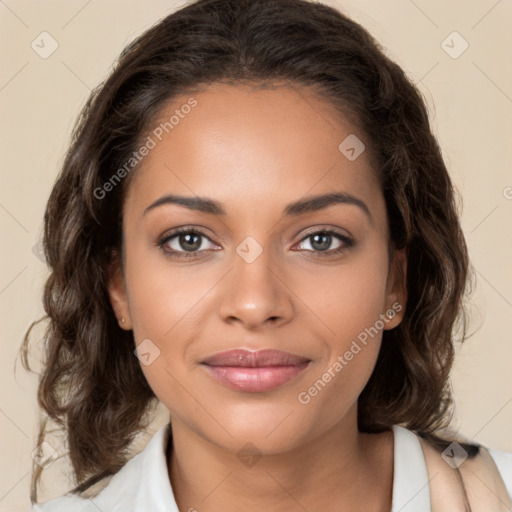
[143,192,372,222]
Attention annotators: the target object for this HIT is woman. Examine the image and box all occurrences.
[22,0,512,510]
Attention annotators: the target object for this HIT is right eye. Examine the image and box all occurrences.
[157,228,219,259]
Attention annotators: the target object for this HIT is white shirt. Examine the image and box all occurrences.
[33,424,512,512]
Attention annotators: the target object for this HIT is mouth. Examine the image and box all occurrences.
[200,349,311,392]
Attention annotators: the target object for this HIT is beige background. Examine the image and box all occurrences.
[1,0,511,510]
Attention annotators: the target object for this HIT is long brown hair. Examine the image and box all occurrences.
[21,0,478,502]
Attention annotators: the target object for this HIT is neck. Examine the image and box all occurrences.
[167,406,394,512]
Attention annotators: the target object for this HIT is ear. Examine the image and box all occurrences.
[105,250,133,330]
[383,247,407,330]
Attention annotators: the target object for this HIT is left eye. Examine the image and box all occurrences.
[294,230,353,254]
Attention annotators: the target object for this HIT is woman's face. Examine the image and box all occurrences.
[108,82,407,454]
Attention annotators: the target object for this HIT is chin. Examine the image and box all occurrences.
[205,402,313,452]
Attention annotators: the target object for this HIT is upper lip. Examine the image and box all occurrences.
[201,349,310,367]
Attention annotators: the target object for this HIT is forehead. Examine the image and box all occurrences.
[124,82,383,224]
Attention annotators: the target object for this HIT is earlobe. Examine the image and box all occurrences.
[105,251,133,330]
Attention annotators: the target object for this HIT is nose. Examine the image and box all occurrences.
[218,242,294,330]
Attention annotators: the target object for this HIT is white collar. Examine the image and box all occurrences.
[391,425,431,511]
[37,423,432,511]
[119,423,431,511]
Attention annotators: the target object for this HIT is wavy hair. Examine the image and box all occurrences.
[21,0,477,502]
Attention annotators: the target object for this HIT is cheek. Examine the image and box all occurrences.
[125,258,204,418]
[125,246,209,339]
[122,245,201,384]
[295,244,389,348]
[293,246,389,403]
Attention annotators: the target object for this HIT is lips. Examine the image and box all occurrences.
[202,349,310,367]
[201,349,311,392]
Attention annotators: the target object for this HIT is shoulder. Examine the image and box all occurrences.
[488,446,512,501]
[32,457,142,511]
[415,429,512,511]
[32,494,104,512]
[31,435,149,512]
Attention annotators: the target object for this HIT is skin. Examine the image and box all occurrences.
[107,82,408,512]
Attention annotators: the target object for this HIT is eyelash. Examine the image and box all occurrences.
[156,227,355,260]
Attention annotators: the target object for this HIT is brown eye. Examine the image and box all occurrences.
[294,229,354,256]
[174,232,202,252]
[157,228,217,259]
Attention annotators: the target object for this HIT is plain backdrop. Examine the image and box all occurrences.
[1,0,511,510]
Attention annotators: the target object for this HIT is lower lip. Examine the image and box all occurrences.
[202,363,310,392]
